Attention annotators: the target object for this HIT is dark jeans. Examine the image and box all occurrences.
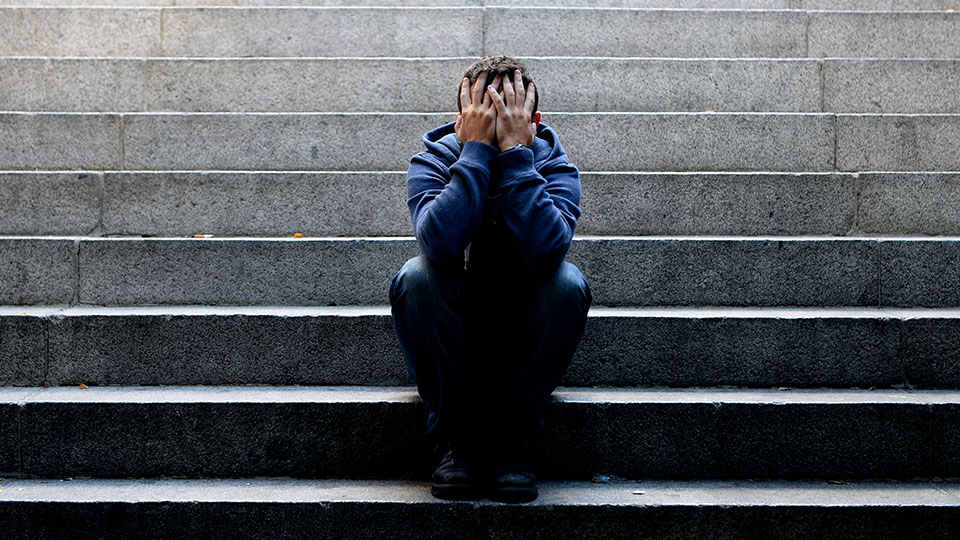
[389,256,592,448]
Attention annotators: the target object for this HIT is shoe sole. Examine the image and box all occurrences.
[431,483,483,501]
[487,484,538,504]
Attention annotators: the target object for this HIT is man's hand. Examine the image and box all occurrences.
[455,72,500,146]
[487,70,538,152]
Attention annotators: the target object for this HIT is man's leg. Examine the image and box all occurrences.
[478,261,592,502]
[389,256,484,500]
[487,261,592,440]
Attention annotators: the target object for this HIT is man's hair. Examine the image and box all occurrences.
[456,55,539,120]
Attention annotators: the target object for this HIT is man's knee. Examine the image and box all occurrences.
[544,262,592,313]
[390,256,460,308]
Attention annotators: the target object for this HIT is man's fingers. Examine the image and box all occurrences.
[483,75,502,107]
[523,82,536,115]
[502,73,515,108]
[487,86,506,114]
[472,72,488,106]
[460,78,471,108]
[513,70,524,107]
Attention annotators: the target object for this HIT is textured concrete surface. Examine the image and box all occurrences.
[0,173,100,235]
[18,388,428,478]
[485,8,806,58]
[0,58,146,112]
[77,238,421,306]
[933,404,960,476]
[549,113,835,172]
[858,173,960,236]
[902,318,960,389]
[809,12,960,59]
[11,386,959,479]
[880,240,960,308]
[573,313,904,388]
[71,237,889,306]
[0,57,823,113]
[0,239,76,305]
[0,402,22,474]
[805,0,960,8]
[579,173,853,236]
[45,311,406,386]
[101,172,409,237]
[0,316,47,386]
[2,479,958,540]
[824,60,960,114]
[141,58,465,113]
[1,305,946,388]
[540,391,939,480]
[837,115,960,172]
[2,0,956,7]
[533,58,820,113]
[161,7,482,57]
[121,113,441,171]
[567,238,879,307]
[0,8,160,56]
[0,114,121,170]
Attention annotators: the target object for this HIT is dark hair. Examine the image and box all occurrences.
[456,55,539,121]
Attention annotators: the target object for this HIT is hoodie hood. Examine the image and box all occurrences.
[421,121,570,172]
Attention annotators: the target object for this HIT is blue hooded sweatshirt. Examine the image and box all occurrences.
[406,121,581,273]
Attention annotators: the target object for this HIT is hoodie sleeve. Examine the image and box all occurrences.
[496,144,582,273]
[407,141,500,268]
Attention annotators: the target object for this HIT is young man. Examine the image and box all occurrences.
[389,56,591,503]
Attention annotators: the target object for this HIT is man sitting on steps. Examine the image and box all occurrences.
[389,55,592,504]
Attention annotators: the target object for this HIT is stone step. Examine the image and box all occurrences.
[2,8,959,58]
[1,385,958,479]
[5,236,960,307]
[3,0,959,8]
[1,478,957,540]
[4,58,959,114]
[8,171,960,237]
[3,305,960,389]
[4,112,960,172]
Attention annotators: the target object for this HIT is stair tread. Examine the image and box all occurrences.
[8,304,960,318]
[1,477,958,506]
[3,385,960,404]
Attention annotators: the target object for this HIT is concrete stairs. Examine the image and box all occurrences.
[2,2,960,538]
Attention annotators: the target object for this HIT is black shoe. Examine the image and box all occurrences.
[431,442,482,501]
[487,451,538,503]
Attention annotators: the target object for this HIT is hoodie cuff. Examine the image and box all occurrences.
[459,141,500,168]
[496,146,537,184]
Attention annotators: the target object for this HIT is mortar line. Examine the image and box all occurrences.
[802,10,810,58]
[158,8,165,56]
[16,402,22,476]
[72,239,80,306]
[896,318,910,390]
[850,170,862,235]
[832,114,839,172]
[42,316,50,387]
[119,115,126,170]
[95,172,105,236]
[876,239,883,308]
[818,59,826,114]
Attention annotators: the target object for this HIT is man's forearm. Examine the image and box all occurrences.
[408,142,499,266]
